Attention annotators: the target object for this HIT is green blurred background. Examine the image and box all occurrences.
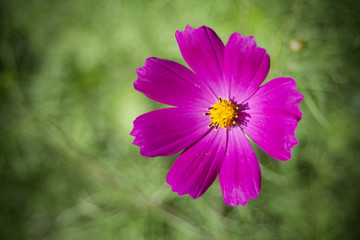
[1,0,359,239]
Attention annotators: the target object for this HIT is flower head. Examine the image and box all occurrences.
[130,25,303,206]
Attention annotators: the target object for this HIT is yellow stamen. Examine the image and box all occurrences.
[205,97,238,129]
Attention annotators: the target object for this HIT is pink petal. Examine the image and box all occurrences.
[166,129,227,199]
[242,77,304,160]
[176,25,226,97]
[219,127,261,207]
[135,57,215,108]
[224,33,270,103]
[131,108,209,157]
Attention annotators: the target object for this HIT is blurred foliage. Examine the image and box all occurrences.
[1,0,360,239]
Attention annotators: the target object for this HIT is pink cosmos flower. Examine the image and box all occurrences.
[130,25,303,206]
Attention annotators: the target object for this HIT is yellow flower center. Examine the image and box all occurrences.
[204,97,238,130]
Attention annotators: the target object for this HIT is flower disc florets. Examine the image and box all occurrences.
[205,97,238,130]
